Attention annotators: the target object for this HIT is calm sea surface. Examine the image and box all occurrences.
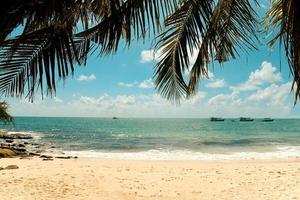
[1,117,300,160]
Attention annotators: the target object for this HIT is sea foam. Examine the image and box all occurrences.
[63,146,300,161]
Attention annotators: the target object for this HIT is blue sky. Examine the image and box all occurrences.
[5,2,300,118]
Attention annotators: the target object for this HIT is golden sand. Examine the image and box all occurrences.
[1,158,300,200]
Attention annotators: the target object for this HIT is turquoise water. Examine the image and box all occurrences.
[1,117,300,159]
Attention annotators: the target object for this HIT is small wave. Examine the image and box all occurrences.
[111,134,129,138]
[63,145,300,160]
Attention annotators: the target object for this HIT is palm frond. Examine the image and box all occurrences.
[0,27,87,100]
[188,0,258,95]
[154,0,214,102]
[0,0,178,101]
[76,0,179,55]
[265,0,300,103]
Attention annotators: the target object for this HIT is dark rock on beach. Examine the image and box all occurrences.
[40,155,53,159]
[18,144,26,148]
[0,132,33,140]
[42,158,54,161]
[5,165,19,170]
[0,148,17,157]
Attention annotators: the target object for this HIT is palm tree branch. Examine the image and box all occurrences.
[154,0,214,102]
[188,0,258,95]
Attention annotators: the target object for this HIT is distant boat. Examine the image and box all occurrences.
[210,117,225,122]
[262,118,274,122]
[240,117,254,122]
[112,117,118,119]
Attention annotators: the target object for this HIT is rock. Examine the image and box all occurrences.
[0,148,17,157]
[5,139,14,143]
[18,144,26,148]
[55,156,71,159]
[24,142,29,145]
[12,148,26,152]
[0,133,33,140]
[40,155,53,159]
[5,165,19,170]
[42,158,54,161]
[29,152,41,157]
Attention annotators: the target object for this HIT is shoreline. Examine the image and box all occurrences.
[1,157,300,200]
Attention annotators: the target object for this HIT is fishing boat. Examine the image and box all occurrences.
[210,117,225,122]
[262,118,274,122]
[240,117,254,122]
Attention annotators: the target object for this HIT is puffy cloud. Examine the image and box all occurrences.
[138,79,155,89]
[118,79,154,89]
[206,79,227,88]
[246,82,291,106]
[231,61,281,92]
[117,82,138,88]
[208,93,242,106]
[53,97,63,103]
[140,50,161,63]
[77,74,96,81]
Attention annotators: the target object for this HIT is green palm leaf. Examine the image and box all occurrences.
[188,0,258,95]
[266,0,300,102]
[154,0,214,102]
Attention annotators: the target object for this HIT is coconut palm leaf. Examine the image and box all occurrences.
[0,27,87,100]
[188,0,258,95]
[0,0,178,101]
[76,0,179,55]
[265,0,300,102]
[154,0,214,102]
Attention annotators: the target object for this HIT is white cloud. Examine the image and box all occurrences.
[138,79,155,89]
[246,82,291,106]
[77,74,96,81]
[117,82,138,88]
[206,79,227,88]
[231,61,281,92]
[140,50,161,63]
[208,93,242,106]
[54,97,63,103]
[118,79,154,89]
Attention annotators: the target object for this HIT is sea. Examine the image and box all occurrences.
[1,117,300,160]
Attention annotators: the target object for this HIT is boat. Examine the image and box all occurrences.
[112,117,118,119]
[240,117,254,122]
[262,118,274,122]
[210,117,225,122]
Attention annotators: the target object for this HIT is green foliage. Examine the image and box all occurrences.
[0,102,14,123]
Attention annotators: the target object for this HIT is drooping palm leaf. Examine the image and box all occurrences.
[76,0,179,55]
[266,0,300,102]
[0,27,87,100]
[154,0,214,102]
[188,0,258,95]
[0,0,178,101]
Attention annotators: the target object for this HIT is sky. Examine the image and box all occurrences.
[5,2,300,118]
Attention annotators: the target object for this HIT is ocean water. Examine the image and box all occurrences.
[1,117,300,160]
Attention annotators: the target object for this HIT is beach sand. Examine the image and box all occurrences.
[1,158,300,200]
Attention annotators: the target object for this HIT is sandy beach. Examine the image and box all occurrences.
[1,158,300,200]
